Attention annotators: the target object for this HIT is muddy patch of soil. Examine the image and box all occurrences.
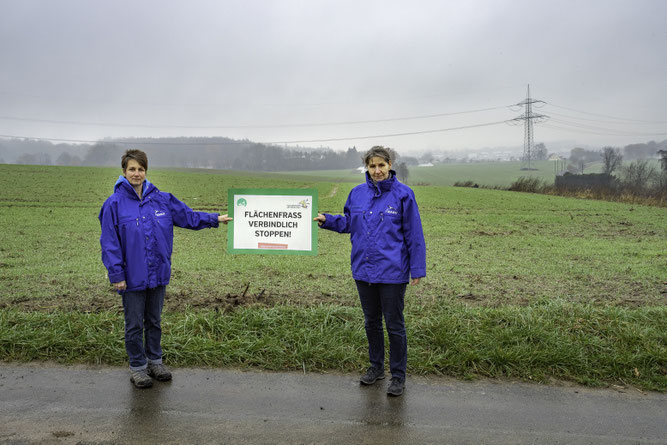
[166,283,271,312]
[1,283,274,313]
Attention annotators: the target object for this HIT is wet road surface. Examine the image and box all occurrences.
[0,363,665,444]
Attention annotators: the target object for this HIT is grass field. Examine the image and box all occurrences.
[1,164,665,390]
[274,160,572,187]
[274,159,662,189]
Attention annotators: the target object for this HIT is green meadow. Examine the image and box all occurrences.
[274,160,567,187]
[0,164,665,390]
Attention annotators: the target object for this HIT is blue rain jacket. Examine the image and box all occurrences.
[99,176,219,291]
[321,171,426,284]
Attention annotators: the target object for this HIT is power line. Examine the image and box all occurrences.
[545,110,666,125]
[3,90,663,149]
[0,106,507,130]
[542,123,625,137]
[259,121,508,144]
[546,103,667,124]
[0,120,508,146]
[547,117,667,136]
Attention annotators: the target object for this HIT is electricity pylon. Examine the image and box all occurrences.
[510,85,548,170]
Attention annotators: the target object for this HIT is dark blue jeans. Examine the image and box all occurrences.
[355,280,408,381]
[121,286,166,371]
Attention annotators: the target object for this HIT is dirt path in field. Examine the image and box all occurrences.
[326,184,339,198]
[1,362,665,444]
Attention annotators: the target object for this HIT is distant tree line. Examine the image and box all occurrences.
[2,136,665,175]
[0,137,370,171]
[452,139,667,205]
[75,138,367,171]
[557,142,667,202]
[560,141,667,199]
[566,140,666,173]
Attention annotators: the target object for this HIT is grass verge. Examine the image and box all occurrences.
[1,301,665,391]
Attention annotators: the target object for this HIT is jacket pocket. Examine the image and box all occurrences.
[118,216,137,227]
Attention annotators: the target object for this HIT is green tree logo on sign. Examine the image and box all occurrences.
[237,198,248,207]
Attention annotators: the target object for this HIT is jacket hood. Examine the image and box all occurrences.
[114,175,155,198]
[365,170,397,196]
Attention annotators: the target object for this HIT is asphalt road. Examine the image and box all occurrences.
[0,363,665,444]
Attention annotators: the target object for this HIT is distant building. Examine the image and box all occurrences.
[548,153,567,175]
[417,162,434,167]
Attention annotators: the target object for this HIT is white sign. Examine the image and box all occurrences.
[228,189,317,255]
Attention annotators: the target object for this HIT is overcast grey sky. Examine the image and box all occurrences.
[1,0,665,154]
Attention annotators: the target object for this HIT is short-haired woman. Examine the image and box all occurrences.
[99,149,231,388]
[314,146,426,396]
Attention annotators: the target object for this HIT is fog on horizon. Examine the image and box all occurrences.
[0,0,665,156]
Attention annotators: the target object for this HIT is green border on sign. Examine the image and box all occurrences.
[227,188,318,255]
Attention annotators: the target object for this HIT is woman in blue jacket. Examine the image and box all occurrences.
[314,146,426,396]
[99,149,231,388]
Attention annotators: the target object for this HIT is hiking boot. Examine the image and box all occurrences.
[130,369,153,389]
[147,363,172,382]
[387,377,405,396]
[360,366,385,385]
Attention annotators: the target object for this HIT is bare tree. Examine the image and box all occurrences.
[419,152,434,164]
[56,152,82,166]
[396,162,409,183]
[601,147,622,175]
[534,143,548,160]
[621,159,658,193]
